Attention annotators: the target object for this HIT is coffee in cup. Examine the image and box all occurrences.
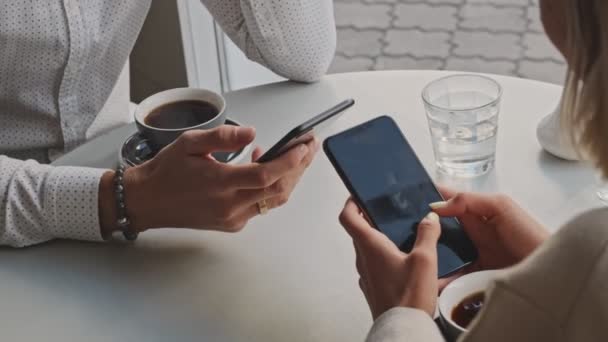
[451,291,485,329]
[438,270,500,340]
[134,88,227,151]
[144,100,220,129]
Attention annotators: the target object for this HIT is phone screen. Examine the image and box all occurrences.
[324,116,477,277]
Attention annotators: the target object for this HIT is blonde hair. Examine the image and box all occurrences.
[561,0,608,178]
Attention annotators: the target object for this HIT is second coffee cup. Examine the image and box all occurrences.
[134,88,227,151]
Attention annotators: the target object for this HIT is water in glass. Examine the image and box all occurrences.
[423,75,502,177]
[427,91,499,176]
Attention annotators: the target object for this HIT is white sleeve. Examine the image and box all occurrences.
[0,156,105,247]
[366,308,445,342]
[200,0,336,82]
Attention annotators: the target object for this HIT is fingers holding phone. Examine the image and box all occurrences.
[255,137,320,211]
[431,189,549,279]
[225,137,320,222]
[325,116,478,277]
[229,99,353,219]
[340,199,442,319]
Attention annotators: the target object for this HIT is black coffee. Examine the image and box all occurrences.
[451,291,485,329]
[145,100,219,129]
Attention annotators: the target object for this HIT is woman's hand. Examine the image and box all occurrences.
[339,199,442,319]
[113,125,317,233]
[432,189,550,288]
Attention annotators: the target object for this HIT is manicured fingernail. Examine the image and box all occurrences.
[429,201,448,209]
[425,212,439,222]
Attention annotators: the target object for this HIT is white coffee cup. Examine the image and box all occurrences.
[438,270,501,340]
[134,88,227,151]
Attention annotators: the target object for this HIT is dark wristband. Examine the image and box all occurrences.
[114,166,138,241]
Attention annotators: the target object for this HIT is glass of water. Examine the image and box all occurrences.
[422,74,502,177]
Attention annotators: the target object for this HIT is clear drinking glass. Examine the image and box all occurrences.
[422,75,502,177]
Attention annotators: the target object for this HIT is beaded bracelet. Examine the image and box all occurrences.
[114,166,138,241]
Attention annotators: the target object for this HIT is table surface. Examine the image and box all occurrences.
[3,70,604,341]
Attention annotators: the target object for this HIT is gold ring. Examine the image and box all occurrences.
[257,199,269,215]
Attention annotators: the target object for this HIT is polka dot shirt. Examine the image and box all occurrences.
[0,0,336,247]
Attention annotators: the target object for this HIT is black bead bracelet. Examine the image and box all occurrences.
[114,165,138,241]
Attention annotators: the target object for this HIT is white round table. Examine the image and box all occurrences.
[2,71,602,341]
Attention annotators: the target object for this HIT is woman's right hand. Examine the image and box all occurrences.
[109,125,317,234]
[431,189,550,287]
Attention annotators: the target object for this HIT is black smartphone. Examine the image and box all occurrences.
[323,116,477,277]
[257,99,355,163]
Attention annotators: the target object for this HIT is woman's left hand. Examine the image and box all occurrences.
[339,199,442,319]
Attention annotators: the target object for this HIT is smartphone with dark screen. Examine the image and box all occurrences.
[323,115,477,277]
[257,99,355,163]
